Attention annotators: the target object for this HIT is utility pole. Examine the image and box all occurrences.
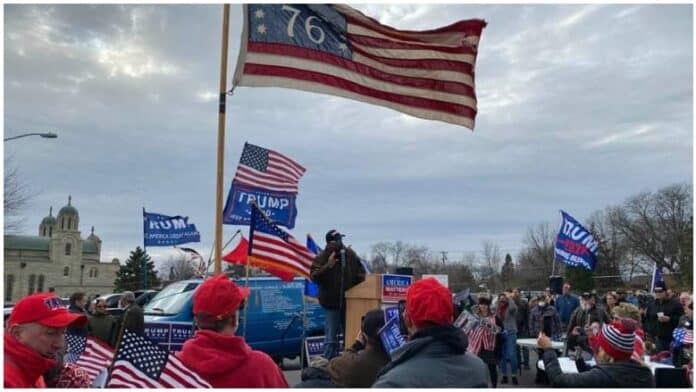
[440,251,448,266]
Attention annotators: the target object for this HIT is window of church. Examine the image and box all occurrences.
[38,275,45,292]
[28,274,36,295]
[49,227,52,237]
[93,268,98,278]
[5,275,14,301]
[64,266,70,276]
[65,243,72,256]
[68,218,72,229]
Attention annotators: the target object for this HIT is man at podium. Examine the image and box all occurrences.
[310,230,366,359]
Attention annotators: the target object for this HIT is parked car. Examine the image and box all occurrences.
[143,276,325,362]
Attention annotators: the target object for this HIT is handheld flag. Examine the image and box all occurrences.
[65,333,114,382]
[144,211,201,247]
[233,5,486,129]
[304,234,321,298]
[673,328,693,348]
[223,235,295,281]
[651,263,664,293]
[248,202,314,279]
[107,330,211,388]
[554,210,599,271]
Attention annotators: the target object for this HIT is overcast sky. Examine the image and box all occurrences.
[4,3,692,269]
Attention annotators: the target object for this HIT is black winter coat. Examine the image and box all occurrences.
[646,297,684,339]
[542,349,654,388]
[310,246,365,309]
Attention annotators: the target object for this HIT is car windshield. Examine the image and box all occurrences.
[144,281,199,315]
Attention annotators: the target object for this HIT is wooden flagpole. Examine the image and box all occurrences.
[214,4,231,275]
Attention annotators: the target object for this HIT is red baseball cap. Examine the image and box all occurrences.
[406,278,453,328]
[193,274,250,322]
[7,292,87,328]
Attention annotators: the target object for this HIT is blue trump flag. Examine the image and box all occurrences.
[223,183,298,229]
[651,263,664,293]
[143,211,200,247]
[554,210,599,271]
[304,235,321,298]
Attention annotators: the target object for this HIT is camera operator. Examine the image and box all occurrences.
[310,230,366,360]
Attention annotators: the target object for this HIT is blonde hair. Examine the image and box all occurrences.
[612,303,641,323]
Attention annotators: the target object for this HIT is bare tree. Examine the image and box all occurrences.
[607,184,692,275]
[4,157,30,233]
[162,253,197,282]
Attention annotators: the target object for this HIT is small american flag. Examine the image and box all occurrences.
[466,316,496,355]
[249,202,314,279]
[65,333,114,382]
[673,327,694,347]
[233,5,486,129]
[232,142,306,193]
[106,330,211,388]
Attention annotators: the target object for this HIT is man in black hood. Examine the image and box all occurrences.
[310,230,365,360]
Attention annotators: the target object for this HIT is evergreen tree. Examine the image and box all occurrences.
[565,266,594,293]
[114,246,160,292]
[501,254,516,288]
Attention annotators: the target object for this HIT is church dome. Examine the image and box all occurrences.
[58,196,79,217]
[87,226,101,242]
[41,207,56,226]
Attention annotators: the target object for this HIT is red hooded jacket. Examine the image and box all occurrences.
[176,329,288,388]
[4,332,56,388]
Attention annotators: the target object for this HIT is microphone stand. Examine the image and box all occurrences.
[338,248,346,354]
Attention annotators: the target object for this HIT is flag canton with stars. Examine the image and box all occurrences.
[247,4,351,59]
[673,328,693,347]
[252,203,290,241]
[239,143,270,172]
[117,331,170,380]
[65,333,86,363]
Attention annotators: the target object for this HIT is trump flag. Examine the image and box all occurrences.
[554,210,599,271]
[233,4,486,129]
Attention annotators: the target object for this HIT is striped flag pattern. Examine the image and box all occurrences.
[106,330,211,388]
[465,317,496,355]
[249,202,314,279]
[64,333,114,382]
[232,142,306,193]
[233,4,486,129]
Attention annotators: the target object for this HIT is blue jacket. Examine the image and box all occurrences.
[555,294,580,324]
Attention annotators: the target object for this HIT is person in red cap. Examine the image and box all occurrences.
[4,292,88,388]
[538,319,655,387]
[176,274,288,388]
[372,278,489,388]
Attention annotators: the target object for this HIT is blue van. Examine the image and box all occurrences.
[143,276,326,362]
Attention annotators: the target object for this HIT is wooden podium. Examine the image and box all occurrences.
[344,274,384,349]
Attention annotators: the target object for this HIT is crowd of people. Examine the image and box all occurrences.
[3,230,693,388]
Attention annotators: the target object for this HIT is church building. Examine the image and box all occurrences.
[4,196,120,302]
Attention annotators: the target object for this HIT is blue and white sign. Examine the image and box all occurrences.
[223,183,298,229]
[144,321,195,352]
[378,316,406,357]
[384,306,400,323]
[381,274,413,303]
[143,211,200,247]
[303,335,344,365]
[555,210,599,271]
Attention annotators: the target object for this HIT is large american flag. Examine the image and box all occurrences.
[249,202,314,279]
[232,142,306,193]
[233,4,486,129]
[106,330,211,388]
[65,333,114,382]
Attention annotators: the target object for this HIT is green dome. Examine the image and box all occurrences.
[58,196,78,217]
[41,215,56,226]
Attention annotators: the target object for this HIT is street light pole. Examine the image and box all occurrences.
[4,132,58,142]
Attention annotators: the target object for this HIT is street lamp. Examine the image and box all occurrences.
[4,132,58,142]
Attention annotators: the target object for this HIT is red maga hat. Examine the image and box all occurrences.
[406,278,453,328]
[193,274,250,322]
[7,292,87,328]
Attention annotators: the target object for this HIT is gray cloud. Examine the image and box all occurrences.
[4,4,692,267]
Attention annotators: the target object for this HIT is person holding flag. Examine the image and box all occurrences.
[310,230,366,360]
[176,274,289,387]
[4,292,88,387]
